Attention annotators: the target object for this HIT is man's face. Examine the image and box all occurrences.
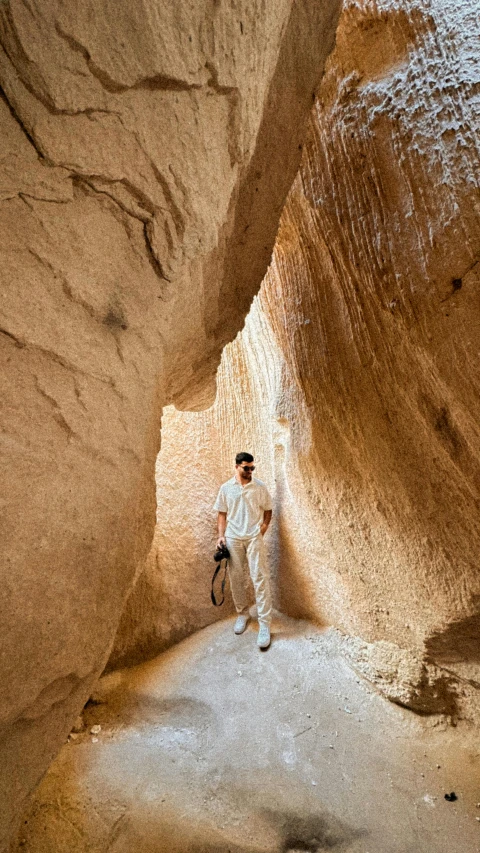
[236,461,255,482]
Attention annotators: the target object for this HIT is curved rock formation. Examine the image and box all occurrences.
[122,0,480,718]
[0,0,340,845]
[263,0,480,712]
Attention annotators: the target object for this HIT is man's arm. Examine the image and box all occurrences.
[217,512,227,547]
[260,509,272,536]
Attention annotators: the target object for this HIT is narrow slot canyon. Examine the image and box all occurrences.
[1,0,479,851]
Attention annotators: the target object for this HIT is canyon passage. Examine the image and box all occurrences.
[1,0,479,851]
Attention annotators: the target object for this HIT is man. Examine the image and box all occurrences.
[214,452,273,649]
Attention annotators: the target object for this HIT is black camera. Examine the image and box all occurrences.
[214,543,230,562]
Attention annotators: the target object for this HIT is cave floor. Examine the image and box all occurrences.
[17,616,480,853]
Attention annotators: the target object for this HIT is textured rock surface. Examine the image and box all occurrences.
[121,0,480,718]
[0,1,340,846]
[262,0,480,711]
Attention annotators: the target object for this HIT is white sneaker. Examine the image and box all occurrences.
[257,623,271,649]
[234,614,250,634]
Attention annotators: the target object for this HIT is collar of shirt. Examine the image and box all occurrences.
[231,475,253,489]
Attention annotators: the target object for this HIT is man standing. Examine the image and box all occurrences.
[214,452,273,649]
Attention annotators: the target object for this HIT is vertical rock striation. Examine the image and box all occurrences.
[264,0,480,710]
[131,0,480,719]
[0,1,340,846]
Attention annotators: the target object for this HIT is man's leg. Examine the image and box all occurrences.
[246,535,272,628]
[225,538,250,627]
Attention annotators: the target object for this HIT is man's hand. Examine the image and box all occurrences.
[217,536,226,548]
[261,509,272,537]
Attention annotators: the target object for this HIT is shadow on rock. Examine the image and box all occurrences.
[262,807,366,852]
[426,609,480,667]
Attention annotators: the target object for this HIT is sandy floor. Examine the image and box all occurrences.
[16,616,480,852]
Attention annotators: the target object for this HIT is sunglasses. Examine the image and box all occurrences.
[239,465,255,472]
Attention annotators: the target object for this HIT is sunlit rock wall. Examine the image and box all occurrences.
[123,0,480,719]
[0,0,341,845]
[265,0,480,714]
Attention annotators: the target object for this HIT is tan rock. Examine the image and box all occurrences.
[70,717,84,734]
[262,0,480,702]
[0,0,340,846]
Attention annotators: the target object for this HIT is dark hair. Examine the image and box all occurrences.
[235,451,254,465]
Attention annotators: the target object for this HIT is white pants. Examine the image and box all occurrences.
[226,534,272,626]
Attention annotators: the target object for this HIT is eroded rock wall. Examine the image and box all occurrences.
[123,0,480,718]
[264,0,480,710]
[0,1,341,846]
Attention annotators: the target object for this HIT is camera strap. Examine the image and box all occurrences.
[211,559,228,606]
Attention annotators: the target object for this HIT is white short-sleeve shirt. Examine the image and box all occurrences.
[214,477,273,540]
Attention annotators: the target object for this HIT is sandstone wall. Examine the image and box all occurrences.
[265,0,480,712]
[120,0,480,719]
[0,1,341,846]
